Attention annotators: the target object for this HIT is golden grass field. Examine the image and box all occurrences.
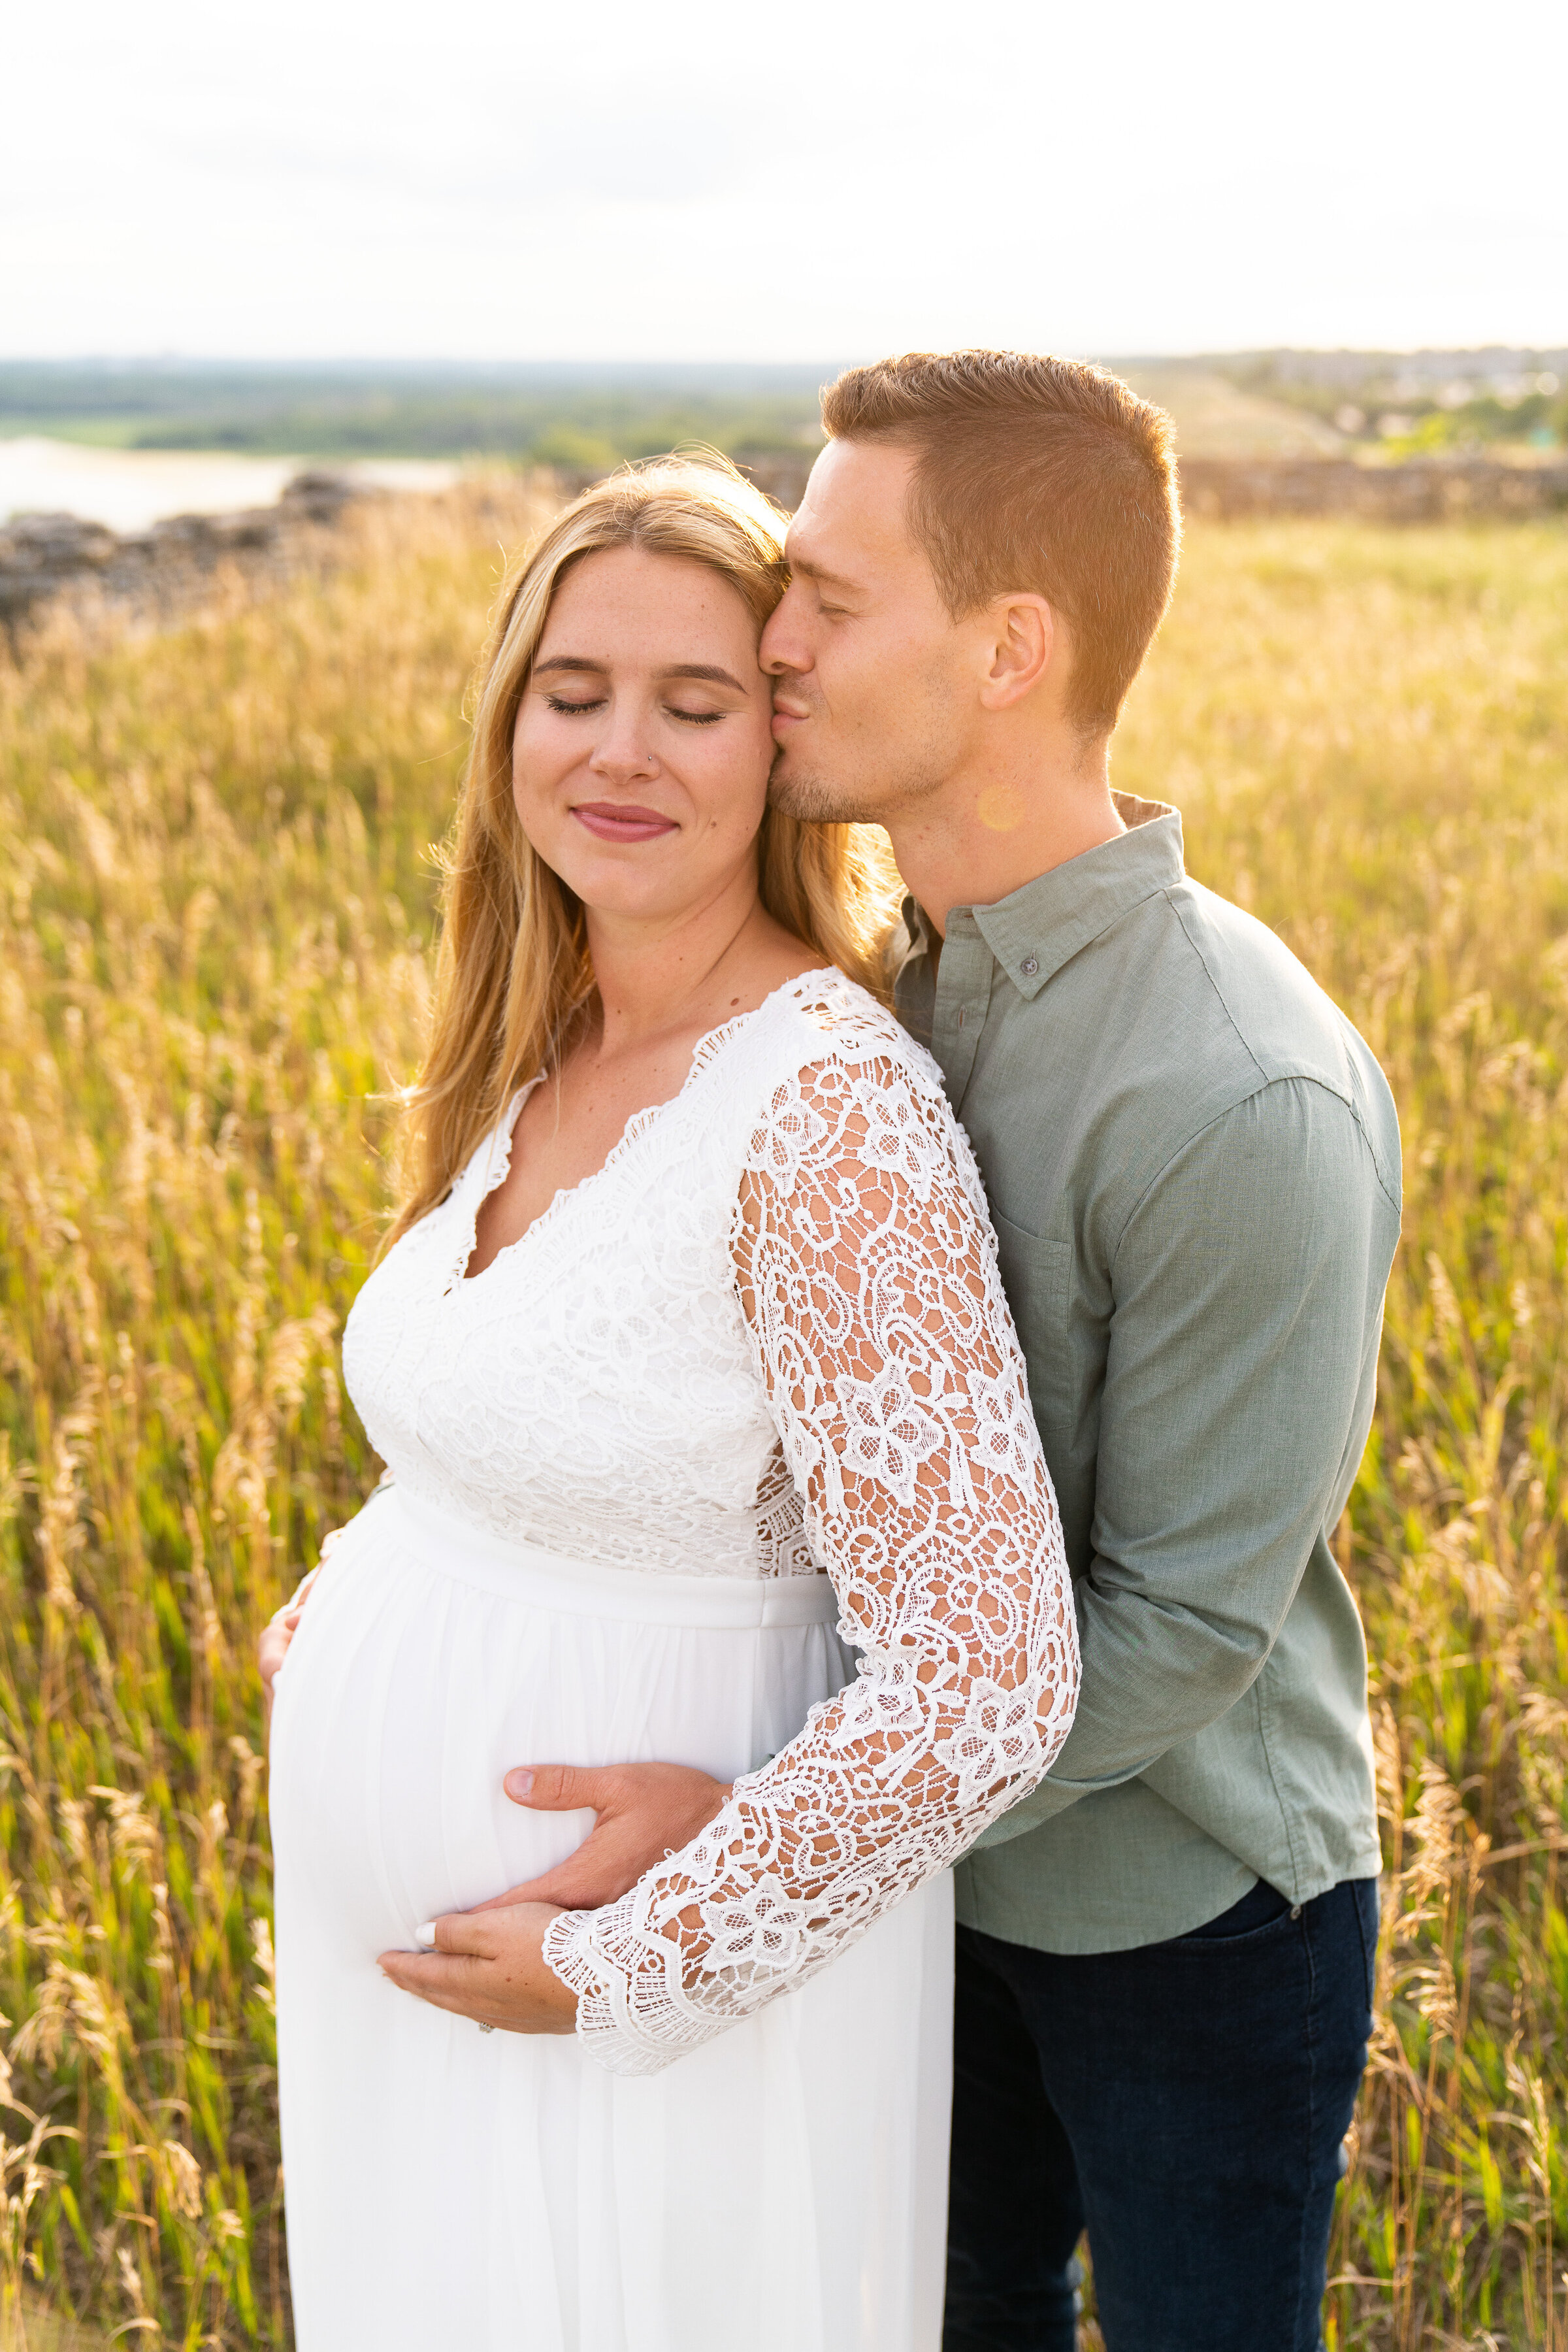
[1,483,1565,2349]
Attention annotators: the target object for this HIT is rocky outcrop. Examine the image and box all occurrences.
[700,449,1568,524]
[0,471,365,640]
[8,450,1561,652]
[693,450,1568,523]
[1177,455,1568,521]
[734,452,815,512]
[702,450,1568,523]
[740,450,1568,522]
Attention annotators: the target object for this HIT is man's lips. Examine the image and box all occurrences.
[770,703,810,736]
[570,801,678,843]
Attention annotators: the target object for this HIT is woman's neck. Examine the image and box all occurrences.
[581,874,788,1063]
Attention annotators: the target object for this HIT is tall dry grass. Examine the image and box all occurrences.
[0,491,1563,2345]
[0,482,554,2347]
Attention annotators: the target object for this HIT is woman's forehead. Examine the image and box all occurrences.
[540,546,762,656]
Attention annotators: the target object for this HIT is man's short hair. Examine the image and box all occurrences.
[821,350,1180,735]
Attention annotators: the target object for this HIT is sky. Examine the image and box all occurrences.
[5,0,1565,363]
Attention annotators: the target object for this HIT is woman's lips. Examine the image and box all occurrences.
[570,802,678,843]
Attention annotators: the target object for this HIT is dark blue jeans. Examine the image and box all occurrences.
[943,1876,1379,2352]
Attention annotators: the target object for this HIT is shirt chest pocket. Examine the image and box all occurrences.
[988,1210,1075,1442]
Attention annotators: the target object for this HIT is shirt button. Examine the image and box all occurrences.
[1020,955,1039,978]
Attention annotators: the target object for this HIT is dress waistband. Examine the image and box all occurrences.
[378,1486,841,1631]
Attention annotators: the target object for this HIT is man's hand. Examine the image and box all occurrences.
[378,1902,575,2034]
[471,1762,732,1913]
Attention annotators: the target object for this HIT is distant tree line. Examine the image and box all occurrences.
[0,361,832,467]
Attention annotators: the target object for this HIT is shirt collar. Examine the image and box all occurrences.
[903,792,1183,1002]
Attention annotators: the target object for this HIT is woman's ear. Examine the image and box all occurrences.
[977,595,1054,711]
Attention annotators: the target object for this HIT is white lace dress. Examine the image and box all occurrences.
[269,970,1078,2352]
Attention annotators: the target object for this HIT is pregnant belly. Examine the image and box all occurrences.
[267,1491,853,1959]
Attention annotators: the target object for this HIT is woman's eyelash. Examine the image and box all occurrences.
[544,695,725,727]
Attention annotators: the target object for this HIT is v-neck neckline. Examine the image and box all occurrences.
[450,967,834,1289]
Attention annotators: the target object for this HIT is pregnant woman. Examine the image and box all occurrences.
[265,458,1078,2351]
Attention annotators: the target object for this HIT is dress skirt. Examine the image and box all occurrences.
[269,1487,954,2352]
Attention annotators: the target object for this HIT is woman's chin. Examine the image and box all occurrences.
[540,840,760,933]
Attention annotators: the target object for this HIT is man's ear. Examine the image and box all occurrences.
[977,594,1054,711]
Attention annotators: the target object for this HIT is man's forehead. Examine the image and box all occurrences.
[786,437,917,576]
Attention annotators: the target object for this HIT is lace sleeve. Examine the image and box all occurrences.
[542,1044,1079,2074]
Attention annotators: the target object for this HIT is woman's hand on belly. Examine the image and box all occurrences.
[378,1901,577,2035]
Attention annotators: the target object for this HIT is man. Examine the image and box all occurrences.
[757,353,1397,2351]
[405,352,1399,2350]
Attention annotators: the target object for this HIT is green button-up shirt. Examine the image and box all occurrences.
[896,793,1399,1952]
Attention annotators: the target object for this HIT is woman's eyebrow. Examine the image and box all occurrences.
[659,663,748,692]
[532,656,748,693]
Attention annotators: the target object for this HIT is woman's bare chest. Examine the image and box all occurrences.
[465,1037,704,1277]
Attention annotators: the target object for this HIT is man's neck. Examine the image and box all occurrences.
[886,744,1125,940]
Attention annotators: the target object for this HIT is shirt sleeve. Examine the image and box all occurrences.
[542,1042,1080,2074]
[974,1073,1400,1851]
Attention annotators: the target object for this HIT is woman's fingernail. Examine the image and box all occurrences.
[415,1922,436,1947]
[505,1770,534,1800]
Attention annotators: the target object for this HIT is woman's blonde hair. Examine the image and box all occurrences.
[387,455,901,1245]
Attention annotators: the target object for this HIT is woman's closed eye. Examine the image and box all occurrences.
[544,694,727,726]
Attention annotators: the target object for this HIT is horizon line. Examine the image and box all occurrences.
[3,342,1567,372]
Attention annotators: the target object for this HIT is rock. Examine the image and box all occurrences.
[278,470,362,524]
[544,449,1568,527]
[0,471,373,640]
[0,513,123,620]
[1177,455,1568,522]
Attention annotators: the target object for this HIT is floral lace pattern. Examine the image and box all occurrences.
[542,989,1079,2074]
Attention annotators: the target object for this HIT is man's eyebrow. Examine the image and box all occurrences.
[532,655,749,693]
[787,554,860,593]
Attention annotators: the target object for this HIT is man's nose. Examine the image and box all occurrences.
[759,589,809,676]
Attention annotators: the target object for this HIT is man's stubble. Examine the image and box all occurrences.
[767,751,864,825]
[766,735,956,831]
